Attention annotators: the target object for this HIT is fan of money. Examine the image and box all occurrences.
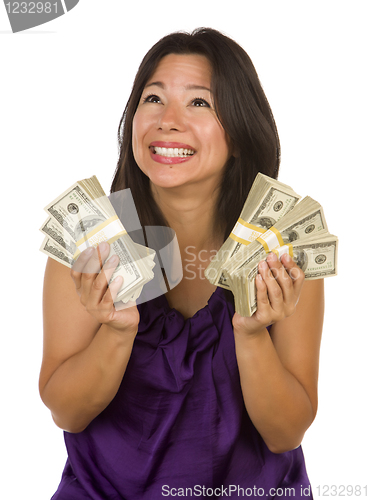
[39,175,156,305]
[205,173,338,317]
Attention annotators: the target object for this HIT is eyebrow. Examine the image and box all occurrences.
[144,81,211,93]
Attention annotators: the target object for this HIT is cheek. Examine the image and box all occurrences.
[208,127,230,161]
[132,113,144,161]
[197,119,229,155]
[219,130,230,156]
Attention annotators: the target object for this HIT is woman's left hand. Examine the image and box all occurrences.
[232,252,305,336]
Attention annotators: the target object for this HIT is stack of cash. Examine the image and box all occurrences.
[205,173,338,316]
[40,175,155,304]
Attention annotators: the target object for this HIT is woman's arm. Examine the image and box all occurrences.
[232,252,324,453]
[39,243,140,433]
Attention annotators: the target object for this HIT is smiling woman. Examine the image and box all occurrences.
[132,54,230,191]
[40,28,324,500]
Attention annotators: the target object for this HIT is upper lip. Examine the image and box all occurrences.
[149,141,196,150]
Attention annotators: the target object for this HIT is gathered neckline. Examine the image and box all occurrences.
[160,286,224,322]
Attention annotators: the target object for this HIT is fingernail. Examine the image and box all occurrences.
[282,253,291,263]
[98,242,109,252]
[259,260,268,269]
[84,247,94,256]
[107,255,119,265]
[267,252,278,262]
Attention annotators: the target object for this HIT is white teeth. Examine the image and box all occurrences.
[153,146,195,157]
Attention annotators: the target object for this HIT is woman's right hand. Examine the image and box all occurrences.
[70,241,140,335]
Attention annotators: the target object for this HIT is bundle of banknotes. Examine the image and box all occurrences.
[40,175,155,304]
[205,173,338,317]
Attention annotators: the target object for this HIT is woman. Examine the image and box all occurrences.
[40,28,324,499]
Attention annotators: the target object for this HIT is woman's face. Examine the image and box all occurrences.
[132,53,231,192]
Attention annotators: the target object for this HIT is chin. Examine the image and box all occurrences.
[146,168,192,189]
[151,178,189,191]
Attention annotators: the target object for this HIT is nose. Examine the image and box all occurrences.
[157,102,185,132]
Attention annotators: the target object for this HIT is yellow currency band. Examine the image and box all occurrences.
[256,226,285,253]
[73,215,127,260]
[271,244,293,259]
[229,218,266,246]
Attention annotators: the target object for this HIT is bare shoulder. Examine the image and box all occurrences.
[270,279,325,413]
[40,258,101,393]
[270,278,324,338]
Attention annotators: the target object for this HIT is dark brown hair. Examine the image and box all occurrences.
[111,27,280,241]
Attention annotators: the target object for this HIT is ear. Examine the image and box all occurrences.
[226,136,239,158]
[231,147,240,158]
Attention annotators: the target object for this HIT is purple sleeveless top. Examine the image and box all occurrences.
[51,287,312,499]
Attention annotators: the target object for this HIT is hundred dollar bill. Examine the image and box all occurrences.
[205,173,301,287]
[39,217,77,257]
[227,233,338,317]
[39,237,75,268]
[40,233,154,303]
[44,177,110,243]
[218,196,328,290]
[41,175,156,304]
[112,239,156,303]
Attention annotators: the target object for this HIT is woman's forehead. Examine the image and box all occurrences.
[145,53,213,90]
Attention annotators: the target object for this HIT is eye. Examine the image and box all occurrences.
[191,98,211,108]
[143,94,162,104]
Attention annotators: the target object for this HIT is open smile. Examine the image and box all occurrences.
[149,142,196,164]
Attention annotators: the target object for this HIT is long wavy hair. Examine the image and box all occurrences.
[111,28,280,242]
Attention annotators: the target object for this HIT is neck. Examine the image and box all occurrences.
[151,182,224,252]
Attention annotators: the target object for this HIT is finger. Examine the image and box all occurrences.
[77,243,111,302]
[280,253,305,292]
[70,246,94,290]
[89,255,121,306]
[101,274,123,307]
[266,252,295,304]
[83,242,111,275]
[258,259,284,312]
[254,272,271,319]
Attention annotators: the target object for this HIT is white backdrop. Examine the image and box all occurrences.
[1,1,369,498]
